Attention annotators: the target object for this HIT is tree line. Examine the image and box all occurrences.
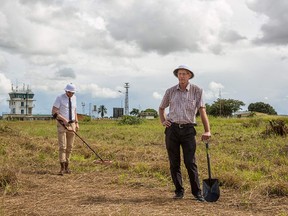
[205,99,277,117]
[96,99,277,118]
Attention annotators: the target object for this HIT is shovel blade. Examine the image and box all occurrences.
[203,178,220,202]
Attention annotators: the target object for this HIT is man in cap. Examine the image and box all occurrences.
[159,65,211,201]
[52,83,79,175]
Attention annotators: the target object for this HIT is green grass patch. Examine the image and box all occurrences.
[0,116,287,198]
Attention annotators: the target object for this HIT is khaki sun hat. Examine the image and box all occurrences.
[173,65,194,79]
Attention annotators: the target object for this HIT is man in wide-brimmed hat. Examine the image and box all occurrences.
[52,83,79,175]
[159,65,211,201]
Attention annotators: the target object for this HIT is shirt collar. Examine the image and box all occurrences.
[177,82,191,91]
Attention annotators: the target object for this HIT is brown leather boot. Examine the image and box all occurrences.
[58,162,65,176]
[64,162,71,174]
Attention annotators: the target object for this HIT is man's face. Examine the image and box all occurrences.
[66,91,75,97]
[177,69,191,83]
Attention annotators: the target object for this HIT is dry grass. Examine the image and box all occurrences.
[0,117,287,216]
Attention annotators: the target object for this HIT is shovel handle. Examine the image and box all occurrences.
[205,142,212,181]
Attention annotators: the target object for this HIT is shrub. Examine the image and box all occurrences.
[117,115,143,125]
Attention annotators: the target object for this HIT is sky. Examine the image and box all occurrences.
[0,0,287,117]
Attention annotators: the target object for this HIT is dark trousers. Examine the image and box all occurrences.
[165,125,201,196]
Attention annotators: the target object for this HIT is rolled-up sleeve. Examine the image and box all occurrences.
[159,89,170,109]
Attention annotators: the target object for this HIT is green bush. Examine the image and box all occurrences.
[117,115,143,125]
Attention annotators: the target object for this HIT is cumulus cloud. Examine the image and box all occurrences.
[79,83,120,99]
[55,68,76,79]
[152,92,162,100]
[205,81,224,100]
[0,0,246,66]
[0,55,7,69]
[100,0,239,54]
[220,30,247,43]
[0,0,287,115]
[246,0,288,45]
[0,73,11,95]
[0,0,72,55]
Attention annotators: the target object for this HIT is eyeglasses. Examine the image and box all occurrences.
[67,91,75,94]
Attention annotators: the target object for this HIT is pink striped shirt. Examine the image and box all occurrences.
[159,83,205,124]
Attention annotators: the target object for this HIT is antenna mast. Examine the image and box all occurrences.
[219,89,222,116]
[124,83,129,115]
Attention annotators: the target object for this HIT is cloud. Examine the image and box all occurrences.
[0,0,72,55]
[247,0,288,45]
[55,68,76,79]
[79,83,120,99]
[205,81,224,100]
[0,55,7,69]
[0,0,246,66]
[152,92,162,100]
[103,0,237,54]
[220,30,247,43]
[0,72,11,96]
[0,0,287,116]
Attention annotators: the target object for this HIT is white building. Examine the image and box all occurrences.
[8,84,35,115]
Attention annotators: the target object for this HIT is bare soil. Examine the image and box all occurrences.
[2,166,287,216]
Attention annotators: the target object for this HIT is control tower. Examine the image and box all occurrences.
[8,84,35,115]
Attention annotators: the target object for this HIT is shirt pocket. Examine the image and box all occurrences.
[186,99,196,112]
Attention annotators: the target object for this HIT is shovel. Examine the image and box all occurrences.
[203,141,220,202]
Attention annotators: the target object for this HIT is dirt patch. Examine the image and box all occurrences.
[1,167,287,216]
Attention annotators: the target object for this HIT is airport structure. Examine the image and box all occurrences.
[124,83,129,115]
[1,82,133,120]
[8,84,35,115]
[118,82,130,116]
[2,84,52,120]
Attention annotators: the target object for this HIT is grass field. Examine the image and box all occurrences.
[0,116,287,215]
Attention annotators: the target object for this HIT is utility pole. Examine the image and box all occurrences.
[219,89,222,117]
[124,83,129,115]
[81,102,85,114]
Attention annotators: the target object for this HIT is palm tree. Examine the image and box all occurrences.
[98,105,107,118]
[130,108,140,116]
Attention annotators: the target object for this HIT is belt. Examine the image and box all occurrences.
[172,122,196,128]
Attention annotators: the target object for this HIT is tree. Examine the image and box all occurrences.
[204,103,211,116]
[208,98,245,117]
[130,108,140,116]
[139,108,159,118]
[97,105,107,118]
[248,102,277,115]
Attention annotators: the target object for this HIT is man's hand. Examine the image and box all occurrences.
[162,120,172,127]
[201,131,211,141]
[75,123,79,131]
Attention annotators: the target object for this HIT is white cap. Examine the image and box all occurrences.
[64,83,76,92]
[173,65,194,79]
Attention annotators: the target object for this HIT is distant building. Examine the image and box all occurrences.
[8,84,35,115]
[139,111,156,119]
[3,84,52,121]
[233,111,254,118]
[113,107,124,118]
